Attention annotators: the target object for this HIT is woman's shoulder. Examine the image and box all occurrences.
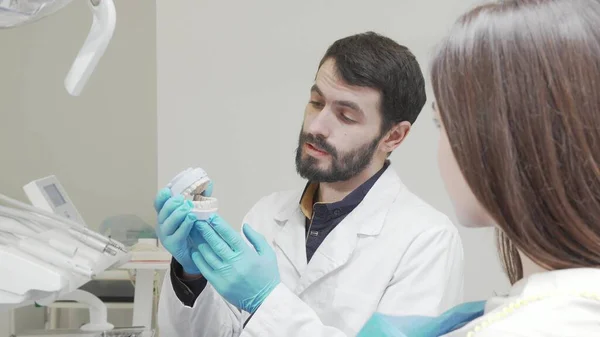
[447,269,600,336]
[455,291,600,336]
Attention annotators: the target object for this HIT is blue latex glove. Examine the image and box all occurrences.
[357,301,486,337]
[153,181,214,274]
[190,214,280,313]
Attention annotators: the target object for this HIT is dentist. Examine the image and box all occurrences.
[155,31,464,337]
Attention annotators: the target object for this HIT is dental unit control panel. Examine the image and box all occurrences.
[23,175,86,226]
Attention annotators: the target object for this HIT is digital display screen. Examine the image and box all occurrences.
[44,183,66,207]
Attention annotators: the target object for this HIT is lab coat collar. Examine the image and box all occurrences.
[272,166,404,292]
[273,165,403,235]
[485,268,600,313]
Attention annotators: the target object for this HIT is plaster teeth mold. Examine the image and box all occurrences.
[166,167,218,220]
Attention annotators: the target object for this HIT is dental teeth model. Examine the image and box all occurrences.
[166,168,218,220]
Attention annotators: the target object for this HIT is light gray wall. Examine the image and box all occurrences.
[0,0,157,333]
[0,0,157,230]
[0,313,7,337]
[157,0,510,302]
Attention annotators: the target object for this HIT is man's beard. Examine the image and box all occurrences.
[295,131,381,183]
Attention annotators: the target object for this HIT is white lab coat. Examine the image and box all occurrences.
[157,167,465,337]
[443,268,600,336]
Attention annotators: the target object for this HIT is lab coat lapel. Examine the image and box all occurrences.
[295,167,402,295]
[273,203,308,276]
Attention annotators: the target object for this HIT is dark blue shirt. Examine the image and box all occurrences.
[303,161,390,262]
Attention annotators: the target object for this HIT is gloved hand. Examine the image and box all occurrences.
[190,214,280,313]
[154,181,214,275]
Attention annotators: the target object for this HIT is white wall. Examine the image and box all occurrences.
[157,0,510,301]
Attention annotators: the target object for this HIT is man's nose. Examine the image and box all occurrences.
[305,108,332,138]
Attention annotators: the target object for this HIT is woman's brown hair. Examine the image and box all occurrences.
[431,0,600,283]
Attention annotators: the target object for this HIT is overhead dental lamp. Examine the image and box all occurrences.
[0,0,117,96]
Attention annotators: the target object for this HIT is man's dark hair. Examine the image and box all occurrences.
[318,31,427,133]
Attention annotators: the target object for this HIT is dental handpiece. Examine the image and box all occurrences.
[0,195,125,255]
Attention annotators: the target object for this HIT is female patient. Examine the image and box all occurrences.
[360,0,600,335]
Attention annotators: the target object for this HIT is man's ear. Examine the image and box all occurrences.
[380,121,411,152]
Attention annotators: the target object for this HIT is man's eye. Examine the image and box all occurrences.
[341,114,356,124]
[310,101,324,108]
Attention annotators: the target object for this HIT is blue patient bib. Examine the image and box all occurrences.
[357,301,486,337]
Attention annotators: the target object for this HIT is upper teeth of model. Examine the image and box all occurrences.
[182,180,218,210]
[182,180,207,197]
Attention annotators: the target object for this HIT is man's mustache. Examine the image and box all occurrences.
[300,132,337,158]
